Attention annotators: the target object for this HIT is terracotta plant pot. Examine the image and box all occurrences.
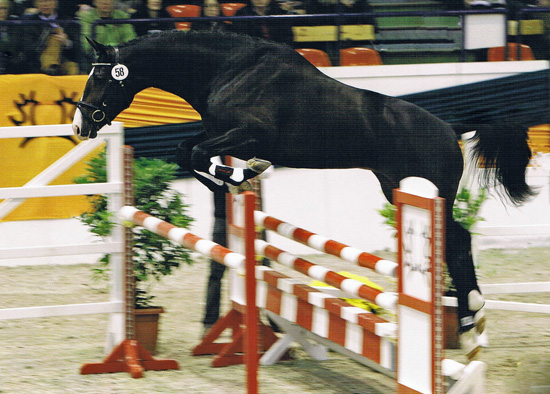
[134,307,164,354]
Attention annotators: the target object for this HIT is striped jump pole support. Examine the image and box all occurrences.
[228,190,399,376]
[118,191,260,394]
[80,146,179,378]
[394,177,445,394]
[227,174,485,393]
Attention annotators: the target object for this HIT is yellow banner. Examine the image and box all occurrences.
[0,74,200,221]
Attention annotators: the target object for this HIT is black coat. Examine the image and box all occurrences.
[20,12,79,73]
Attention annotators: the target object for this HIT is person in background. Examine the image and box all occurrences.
[306,0,376,28]
[230,0,294,46]
[58,0,93,17]
[79,0,137,71]
[201,187,227,337]
[192,0,228,32]
[20,0,80,74]
[0,0,23,73]
[132,0,171,36]
[10,0,33,16]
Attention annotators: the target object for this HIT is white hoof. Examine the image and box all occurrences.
[468,290,485,312]
[247,158,271,174]
[459,330,482,361]
[227,181,252,194]
[474,308,486,335]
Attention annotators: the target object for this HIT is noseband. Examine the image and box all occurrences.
[77,47,132,127]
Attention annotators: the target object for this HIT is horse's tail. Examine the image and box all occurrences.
[451,122,537,205]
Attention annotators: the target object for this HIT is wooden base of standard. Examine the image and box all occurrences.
[81,339,179,378]
[192,304,279,367]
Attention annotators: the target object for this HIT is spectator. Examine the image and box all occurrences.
[132,0,171,36]
[10,0,34,16]
[306,0,376,28]
[192,0,228,32]
[20,0,80,75]
[79,0,137,70]
[58,0,93,17]
[0,0,23,73]
[230,0,294,45]
[114,0,141,15]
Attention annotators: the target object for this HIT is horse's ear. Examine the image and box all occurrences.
[86,37,108,55]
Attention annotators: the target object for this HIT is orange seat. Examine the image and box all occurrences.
[296,48,332,67]
[166,5,201,30]
[340,47,382,66]
[221,2,246,16]
[487,43,535,61]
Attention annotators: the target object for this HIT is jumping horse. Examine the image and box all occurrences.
[72,30,535,357]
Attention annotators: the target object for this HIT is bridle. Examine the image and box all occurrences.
[76,47,133,126]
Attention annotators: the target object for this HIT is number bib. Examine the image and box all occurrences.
[112,64,129,81]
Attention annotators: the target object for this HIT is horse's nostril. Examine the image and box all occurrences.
[73,124,80,136]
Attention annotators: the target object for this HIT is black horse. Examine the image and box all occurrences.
[73,30,535,357]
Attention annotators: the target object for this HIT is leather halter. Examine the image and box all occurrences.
[76,47,132,126]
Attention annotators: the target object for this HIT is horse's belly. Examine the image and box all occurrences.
[271,129,377,170]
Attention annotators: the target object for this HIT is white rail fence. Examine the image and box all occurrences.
[0,123,125,351]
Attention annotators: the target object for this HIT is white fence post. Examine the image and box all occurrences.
[0,123,125,352]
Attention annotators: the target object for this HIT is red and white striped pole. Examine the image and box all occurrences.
[254,212,397,278]
[119,193,260,394]
[255,239,396,310]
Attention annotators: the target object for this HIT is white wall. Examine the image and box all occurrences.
[321,61,549,96]
[474,154,550,249]
[2,61,549,266]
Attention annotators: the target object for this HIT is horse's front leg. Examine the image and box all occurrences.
[176,131,228,192]
[191,129,271,189]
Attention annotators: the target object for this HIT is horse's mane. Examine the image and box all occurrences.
[118,30,285,53]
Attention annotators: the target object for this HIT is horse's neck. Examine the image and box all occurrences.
[130,38,224,112]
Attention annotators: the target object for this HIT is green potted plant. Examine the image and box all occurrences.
[74,149,194,353]
[378,186,487,348]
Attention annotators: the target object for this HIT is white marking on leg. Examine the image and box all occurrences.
[230,168,244,183]
[194,170,224,186]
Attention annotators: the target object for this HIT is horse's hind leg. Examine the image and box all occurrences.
[376,172,485,358]
[445,212,486,358]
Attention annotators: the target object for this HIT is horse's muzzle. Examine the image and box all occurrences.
[73,124,86,140]
[72,108,98,140]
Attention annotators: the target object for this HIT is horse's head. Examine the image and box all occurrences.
[73,38,134,140]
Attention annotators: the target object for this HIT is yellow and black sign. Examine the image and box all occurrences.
[0,74,200,222]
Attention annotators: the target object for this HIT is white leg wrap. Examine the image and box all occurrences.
[230,167,244,183]
[194,170,224,186]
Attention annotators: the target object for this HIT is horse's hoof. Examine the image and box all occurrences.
[468,290,485,312]
[474,308,486,335]
[247,158,271,174]
[227,181,252,194]
[459,329,482,361]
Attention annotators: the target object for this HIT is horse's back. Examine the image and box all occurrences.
[202,33,464,193]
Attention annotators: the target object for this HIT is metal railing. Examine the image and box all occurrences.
[91,8,511,64]
[1,7,546,73]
